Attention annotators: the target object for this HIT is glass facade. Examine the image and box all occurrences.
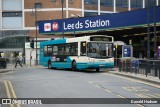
[116,0,128,8]
[131,0,143,8]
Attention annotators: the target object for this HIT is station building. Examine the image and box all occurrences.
[0,0,160,64]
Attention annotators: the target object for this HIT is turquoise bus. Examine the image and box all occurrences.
[39,35,114,71]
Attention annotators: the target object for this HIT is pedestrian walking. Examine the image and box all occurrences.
[15,55,23,68]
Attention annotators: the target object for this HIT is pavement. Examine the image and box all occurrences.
[108,68,160,85]
[1,64,159,85]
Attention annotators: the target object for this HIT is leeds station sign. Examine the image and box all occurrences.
[38,6,160,34]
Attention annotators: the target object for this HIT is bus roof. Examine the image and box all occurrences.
[40,35,113,46]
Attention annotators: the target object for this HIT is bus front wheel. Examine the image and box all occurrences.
[72,61,76,71]
[48,61,52,69]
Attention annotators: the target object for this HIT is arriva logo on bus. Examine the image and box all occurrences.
[64,19,110,30]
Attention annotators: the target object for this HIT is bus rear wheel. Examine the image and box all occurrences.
[72,61,76,71]
[48,61,52,69]
[96,68,100,72]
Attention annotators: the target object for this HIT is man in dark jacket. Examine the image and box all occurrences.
[15,55,23,68]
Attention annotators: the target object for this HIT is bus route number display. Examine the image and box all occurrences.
[90,36,112,42]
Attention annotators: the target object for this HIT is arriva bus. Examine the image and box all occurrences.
[39,35,114,71]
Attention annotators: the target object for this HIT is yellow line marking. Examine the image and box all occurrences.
[135,94,151,98]
[4,81,14,107]
[137,104,145,107]
[104,73,160,89]
[8,81,21,107]
[155,93,160,97]
[146,94,159,98]
[123,86,149,92]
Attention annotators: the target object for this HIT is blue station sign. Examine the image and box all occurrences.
[122,45,133,58]
[38,6,160,34]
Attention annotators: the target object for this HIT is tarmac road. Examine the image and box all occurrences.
[0,66,160,107]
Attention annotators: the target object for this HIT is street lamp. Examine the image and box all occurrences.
[153,0,157,60]
[31,4,38,65]
[153,0,157,76]
[61,0,64,38]
[71,14,81,37]
[146,0,151,77]
[147,0,150,61]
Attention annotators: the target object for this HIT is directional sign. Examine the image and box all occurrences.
[122,45,133,58]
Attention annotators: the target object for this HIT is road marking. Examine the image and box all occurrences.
[135,93,160,98]
[93,82,144,107]
[4,81,14,107]
[104,89,111,93]
[4,81,21,107]
[135,94,151,98]
[117,94,125,98]
[94,85,101,88]
[145,94,159,98]
[103,73,160,89]
[123,86,149,92]
[89,81,108,84]
[155,93,160,97]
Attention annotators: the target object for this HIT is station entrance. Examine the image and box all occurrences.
[86,25,160,59]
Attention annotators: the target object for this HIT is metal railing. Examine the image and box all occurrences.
[117,58,160,79]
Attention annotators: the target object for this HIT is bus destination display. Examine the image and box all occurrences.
[90,36,112,42]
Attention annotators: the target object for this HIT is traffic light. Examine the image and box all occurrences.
[30,39,34,49]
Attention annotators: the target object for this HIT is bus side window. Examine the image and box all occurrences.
[44,46,47,56]
[80,42,86,56]
[53,46,58,55]
[69,43,78,56]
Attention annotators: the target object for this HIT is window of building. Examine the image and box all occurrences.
[2,11,22,17]
[131,0,143,8]
[100,13,111,15]
[84,12,98,17]
[91,0,98,4]
[69,0,74,4]
[101,0,113,6]
[145,0,155,8]
[35,3,42,8]
[51,0,56,2]
[84,0,91,5]
[116,0,128,8]
[84,0,98,5]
